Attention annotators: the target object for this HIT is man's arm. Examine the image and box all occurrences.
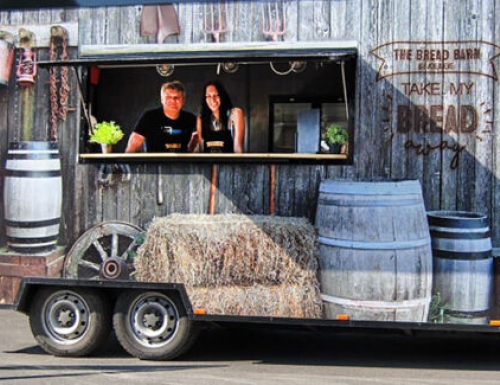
[125,132,146,153]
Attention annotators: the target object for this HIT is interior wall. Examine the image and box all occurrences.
[93,61,348,153]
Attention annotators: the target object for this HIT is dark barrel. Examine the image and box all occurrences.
[428,211,493,324]
[315,180,433,322]
[3,141,62,254]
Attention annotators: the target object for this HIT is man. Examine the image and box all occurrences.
[125,81,197,153]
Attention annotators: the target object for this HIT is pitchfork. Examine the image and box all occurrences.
[262,0,287,41]
[204,1,228,43]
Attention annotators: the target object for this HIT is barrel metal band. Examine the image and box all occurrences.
[318,197,422,207]
[319,181,421,195]
[7,235,59,244]
[5,217,60,228]
[319,235,430,250]
[443,309,489,318]
[5,170,61,178]
[8,244,57,253]
[429,226,490,239]
[430,231,491,240]
[7,152,59,160]
[321,294,430,309]
[428,216,488,228]
[433,250,492,260]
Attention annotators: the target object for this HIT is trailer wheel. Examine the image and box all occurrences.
[113,291,198,360]
[29,288,111,357]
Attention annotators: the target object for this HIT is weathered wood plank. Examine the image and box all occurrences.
[473,0,495,225]
[356,0,379,179]
[388,0,410,182]
[0,1,499,251]
[421,0,444,211]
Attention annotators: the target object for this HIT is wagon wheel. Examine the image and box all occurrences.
[64,221,145,280]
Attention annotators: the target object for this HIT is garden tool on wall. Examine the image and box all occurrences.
[269,164,276,215]
[262,0,286,41]
[204,0,228,43]
[157,165,163,205]
[262,0,303,76]
[0,31,15,86]
[16,28,37,86]
[203,1,230,75]
[208,163,218,214]
[49,25,70,141]
[140,4,180,43]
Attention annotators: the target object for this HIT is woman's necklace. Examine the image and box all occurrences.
[211,115,222,131]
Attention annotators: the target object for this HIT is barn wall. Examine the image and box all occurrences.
[0,0,499,248]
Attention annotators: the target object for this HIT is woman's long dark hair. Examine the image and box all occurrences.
[199,80,234,133]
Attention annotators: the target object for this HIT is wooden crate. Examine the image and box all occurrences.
[0,247,65,306]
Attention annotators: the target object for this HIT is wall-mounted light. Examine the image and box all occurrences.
[222,62,239,73]
[291,61,307,73]
[156,64,174,77]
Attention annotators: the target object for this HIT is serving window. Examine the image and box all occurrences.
[72,42,357,162]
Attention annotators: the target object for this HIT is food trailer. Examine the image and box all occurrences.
[0,0,499,360]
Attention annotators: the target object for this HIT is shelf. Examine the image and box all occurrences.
[79,152,349,164]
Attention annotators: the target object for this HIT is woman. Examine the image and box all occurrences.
[195,81,245,153]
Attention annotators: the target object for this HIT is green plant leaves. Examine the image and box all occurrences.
[89,121,124,145]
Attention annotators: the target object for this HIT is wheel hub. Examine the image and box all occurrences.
[129,296,179,347]
[101,257,126,279]
[45,293,89,343]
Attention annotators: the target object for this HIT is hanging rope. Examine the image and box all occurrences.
[49,25,70,141]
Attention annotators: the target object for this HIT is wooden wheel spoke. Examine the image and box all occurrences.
[92,239,108,262]
[119,237,139,260]
[111,232,119,258]
[78,259,102,273]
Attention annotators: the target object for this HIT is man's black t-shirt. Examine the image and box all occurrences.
[134,108,196,152]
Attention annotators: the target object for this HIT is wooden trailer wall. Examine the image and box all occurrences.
[0,0,499,250]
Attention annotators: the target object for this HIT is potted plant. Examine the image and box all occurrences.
[89,121,124,153]
[324,124,348,154]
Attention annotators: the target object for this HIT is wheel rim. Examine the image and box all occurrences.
[127,294,179,348]
[43,292,90,345]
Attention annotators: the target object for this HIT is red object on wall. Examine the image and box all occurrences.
[0,38,14,86]
[90,65,100,85]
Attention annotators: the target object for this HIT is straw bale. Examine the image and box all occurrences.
[134,214,319,287]
[187,283,323,318]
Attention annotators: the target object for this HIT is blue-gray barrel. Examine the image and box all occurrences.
[3,141,62,254]
[428,211,493,325]
[316,180,433,322]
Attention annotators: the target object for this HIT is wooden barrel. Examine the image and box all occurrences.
[3,141,62,254]
[427,211,493,325]
[315,180,433,322]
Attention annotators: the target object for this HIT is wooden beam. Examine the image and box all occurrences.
[79,40,359,59]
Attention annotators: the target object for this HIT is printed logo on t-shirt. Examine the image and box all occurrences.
[161,126,182,135]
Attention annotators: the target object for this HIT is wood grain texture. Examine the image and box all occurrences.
[0,0,498,249]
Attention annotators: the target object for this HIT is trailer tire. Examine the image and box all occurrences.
[113,290,198,360]
[29,287,112,357]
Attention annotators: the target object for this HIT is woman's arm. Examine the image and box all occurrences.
[231,108,245,153]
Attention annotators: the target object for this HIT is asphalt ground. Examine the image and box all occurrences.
[1,308,500,384]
